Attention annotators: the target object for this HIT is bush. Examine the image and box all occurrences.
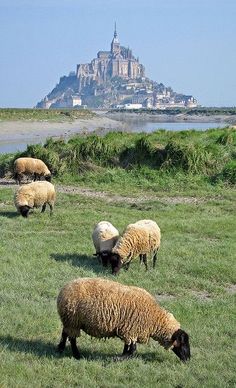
[220,160,236,184]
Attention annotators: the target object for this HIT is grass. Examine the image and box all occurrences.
[0,180,236,387]
[0,108,95,122]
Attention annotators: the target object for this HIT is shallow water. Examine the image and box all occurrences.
[128,121,227,132]
[0,121,227,154]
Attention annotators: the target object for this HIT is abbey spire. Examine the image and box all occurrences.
[111,22,120,56]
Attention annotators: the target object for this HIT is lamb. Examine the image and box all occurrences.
[57,277,190,362]
[13,157,51,184]
[110,219,161,275]
[92,221,119,267]
[14,181,56,217]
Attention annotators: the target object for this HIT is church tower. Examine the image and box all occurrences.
[111,23,120,57]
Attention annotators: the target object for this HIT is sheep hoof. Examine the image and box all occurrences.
[72,351,81,360]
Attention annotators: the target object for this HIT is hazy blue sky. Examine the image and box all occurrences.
[0,0,235,107]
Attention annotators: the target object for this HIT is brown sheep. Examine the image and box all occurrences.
[110,219,161,275]
[13,157,51,184]
[14,181,56,217]
[57,277,190,362]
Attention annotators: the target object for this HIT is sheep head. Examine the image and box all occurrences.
[171,329,191,362]
[19,205,31,218]
[110,253,122,275]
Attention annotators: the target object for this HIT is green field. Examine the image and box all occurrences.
[0,108,95,122]
[0,128,236,387]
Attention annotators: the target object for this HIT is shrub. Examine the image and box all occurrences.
[216,129,236,145]
[220,160,236,184]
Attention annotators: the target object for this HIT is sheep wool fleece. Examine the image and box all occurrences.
[14,157,50,177]
[92,221,119,253]
[113,221,160,265]
[14,181,55,209]
[57,277,180,348]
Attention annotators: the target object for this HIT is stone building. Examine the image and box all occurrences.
[76,25,145,91]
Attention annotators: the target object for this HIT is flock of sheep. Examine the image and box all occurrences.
[13,157,191,363]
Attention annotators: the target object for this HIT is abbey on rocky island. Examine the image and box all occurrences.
[37,26,197,109]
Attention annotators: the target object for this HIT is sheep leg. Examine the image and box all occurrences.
[49,204,54,216]
[16,173,22,185]
[129,342,137,356]
[69,337,81,359]
[124,262,131,271]
[57,329,68,353]
[122,344,130,355]
[122,342,137,358]
[153,249,158,268]
[139,254,143,265]
[142,254,148,271]
[41,203,46,213]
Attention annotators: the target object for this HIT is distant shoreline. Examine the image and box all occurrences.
[0,111,235,147]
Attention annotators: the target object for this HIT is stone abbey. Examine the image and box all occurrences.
[76,24,145,90]
[37,26,197,109]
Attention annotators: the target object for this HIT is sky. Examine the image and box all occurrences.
[0,0,235,108]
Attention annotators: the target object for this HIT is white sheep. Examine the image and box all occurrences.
[14,181,56,217]
[13,157,51,184]
[57,277,190,362]
[92,221,119,267]
[110,219,161,275]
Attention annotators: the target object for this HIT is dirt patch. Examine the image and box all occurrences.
[155,293,176,302]
[57,185,156,204]
[0,178,211,205]
[191,290,212,301]
[225,284,236,294]
[159,196,205,205]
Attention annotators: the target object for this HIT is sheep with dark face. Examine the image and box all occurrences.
[57,277,190,362]
[14,181,56,217]
[92,221,119,267]
[13,157,51,184]
[110,219,161,275]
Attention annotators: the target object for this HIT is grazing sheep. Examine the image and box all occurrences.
[13,157,51,184]
[14,181,56,217]
[57,277,190,362]
[110,219,161,275]
[92,221,119,267]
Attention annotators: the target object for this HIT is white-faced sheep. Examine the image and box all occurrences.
[57,277,190,362]
[92,221,119,267]
[13,157,51,184]
[110,219,161,275]
[14,181,56,217]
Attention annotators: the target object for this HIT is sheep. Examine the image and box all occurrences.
[13,157,51,184]
[14,181,56,217]
[57,277,190,362]
[92,221,119,267]
[110,219,161,275]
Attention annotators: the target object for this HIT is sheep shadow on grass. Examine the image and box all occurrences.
[50,253,109,274]
[0,335,166,364]
[0,335,57,359]
[0,211,18,218]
